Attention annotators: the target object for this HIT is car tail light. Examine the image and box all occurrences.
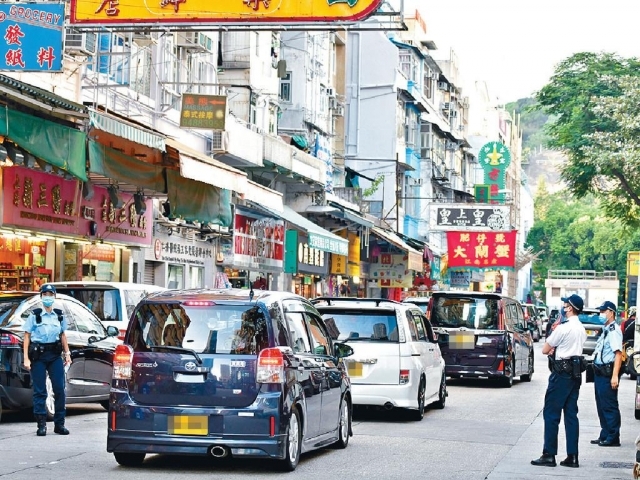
[257,348,285,384]
[113,344,133,380]
[183,300,216,306]
[497,359,504,371]
[399,369,410,385]
[0,333,21,346]
[269,416,275,437]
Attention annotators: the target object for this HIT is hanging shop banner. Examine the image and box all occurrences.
[180,94,226,130]
[370,254,413,288]
[0,3,64,72]
[297,233,328,275]
[233,208,284,272]
[478,141,511,203]
[70,0,384,25]
[2,166,153,246]
[446,230,517,270]
[449,270,471,288]
[432,205,511,230]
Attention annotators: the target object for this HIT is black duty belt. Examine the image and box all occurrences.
[593,362,615,377]
[33,341,61,352]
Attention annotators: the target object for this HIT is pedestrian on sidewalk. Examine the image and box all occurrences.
[22,284,71,436]
[531,294,587,469]
[590,300,623,447]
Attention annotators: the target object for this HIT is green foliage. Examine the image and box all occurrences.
[534,52,640,225]
[362,174,384,198]
[504,98,551,153]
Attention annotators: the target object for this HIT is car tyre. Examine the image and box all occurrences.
[636,408,640,421]
[499,358,514,388]
[432,373,447,409]
[521,352,534,382]
[411,378,426,421]
[114,452,146,467]
[279,407,301,471]
[333,397,351,449]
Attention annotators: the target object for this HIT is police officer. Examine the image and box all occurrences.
[22,284,71,436]
[590,300,622,447]
[531,294,587,469]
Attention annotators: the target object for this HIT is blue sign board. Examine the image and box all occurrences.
[0,3,64,72]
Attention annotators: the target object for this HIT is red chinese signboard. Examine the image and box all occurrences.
[446,230,517,269]
[233,208,284,271]
[2,166,152,247]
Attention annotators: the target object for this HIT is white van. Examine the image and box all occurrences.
[48,281,165,339]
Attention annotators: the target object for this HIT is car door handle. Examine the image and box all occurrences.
[411,353,421,357]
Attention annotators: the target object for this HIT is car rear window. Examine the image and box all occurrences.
[319,310,399,342]
[129,303,269,355]
[431,296,499,329]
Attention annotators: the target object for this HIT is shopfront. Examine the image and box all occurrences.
[1,165,152,287]
[288,232,329,299]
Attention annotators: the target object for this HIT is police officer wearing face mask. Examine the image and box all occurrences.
[590,300,623,447]
[22,284,71,436]
[532,294,587,469]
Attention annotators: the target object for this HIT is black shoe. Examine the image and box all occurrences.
[531,454,556,467]
[560,455,579,468]
[36,415,47,437]
[590,438,603,444]
[53,424,69,435]
[599,439,620,447]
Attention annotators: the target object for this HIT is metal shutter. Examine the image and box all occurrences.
[144,261,156,285]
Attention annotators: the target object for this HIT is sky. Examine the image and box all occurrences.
[393,0,640,102]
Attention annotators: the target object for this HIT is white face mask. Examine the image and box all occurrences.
[42,297,55,308]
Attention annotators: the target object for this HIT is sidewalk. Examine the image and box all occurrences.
[487,373,638,479]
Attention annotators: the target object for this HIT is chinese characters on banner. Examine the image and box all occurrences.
[233,209,284,270]
[0,4,64,72]
[446,231,517,269]
[478,141,511,204]
[370,254,413,288]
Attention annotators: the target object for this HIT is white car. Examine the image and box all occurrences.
[313,297,447,420]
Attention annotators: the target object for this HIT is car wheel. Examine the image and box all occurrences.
[45,374,55,421]
[432,374,447,409]
[113,452,146,467]
[333,397,350,449]
[100,400,110,411]
[499,358,514,388]
[279,407,301,471]
[411,378,426,421]
[521,352,534,382]
[533,329,540,343]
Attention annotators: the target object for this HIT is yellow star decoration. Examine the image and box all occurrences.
[486,144,503,166]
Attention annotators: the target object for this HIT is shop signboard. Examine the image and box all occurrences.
[478,141,511,203]
[0,3,64,72]
[233,207,284,272]
[148,237,214,265]
[432,204,510,230]
[70,0,384,25]
[446,230,518,269]
[449,270,471,287]
[297,233,328,275]
[370,254,413,288]
[179,94,226,130]
[2,166,152,246]
[347,232,360,277]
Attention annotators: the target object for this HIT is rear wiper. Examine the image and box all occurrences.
[148,345,203,365]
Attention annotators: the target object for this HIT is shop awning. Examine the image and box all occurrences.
[258,204,349,256]
[244,180,284,212]
[89,109,166,152]
[166,169,232,227]
[88,140,166,193]
[166,138,248,195]
[0,106,87,181]
[305,204,375,229]
[371,227,424,272]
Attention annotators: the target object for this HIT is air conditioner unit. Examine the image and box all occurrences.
[65,30,97,56]
[442,102,451,111]
[326,87,336,98]
[207,131,228,153]
[332,105,345,117]
[132,31,154,47]
[437,81,448,90]
[175,31,213,52]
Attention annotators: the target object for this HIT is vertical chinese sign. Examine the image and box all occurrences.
[0,4,64,72]
[478,142,511,203]
[446,231,517,269]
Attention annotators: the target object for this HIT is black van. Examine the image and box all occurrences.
[426,291,535,387]
[107,289,353,471]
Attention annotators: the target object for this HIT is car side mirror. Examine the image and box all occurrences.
[88,335,98,344]
[333,342,354,359]
[106,325,119,337]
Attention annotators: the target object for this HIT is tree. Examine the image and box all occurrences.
[535,52,640,225]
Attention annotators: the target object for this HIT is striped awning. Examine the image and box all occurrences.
[89,109,166,151]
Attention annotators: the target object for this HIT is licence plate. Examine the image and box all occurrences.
[168,415,208,436]
[449,332,475,350]
[347,362,363,378]
[586,329,597,336]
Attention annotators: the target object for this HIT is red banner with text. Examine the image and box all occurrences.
[446,230,517,269]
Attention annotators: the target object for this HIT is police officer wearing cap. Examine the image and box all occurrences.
[22,284,71,436]
[532,294,587,468]
[590,300,622,447]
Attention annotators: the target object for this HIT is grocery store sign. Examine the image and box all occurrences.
[70,0,383,25]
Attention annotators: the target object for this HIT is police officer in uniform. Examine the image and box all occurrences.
[531,294,587,468]
[590,300,622,447]
[22,284,71,436]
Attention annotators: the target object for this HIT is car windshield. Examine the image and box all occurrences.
[319,310,399,342]
[129,303,269,355]
[431,296,499,329]
[0,297,28,328]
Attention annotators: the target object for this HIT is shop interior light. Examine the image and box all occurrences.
[133,192,146,215]
[5,144,23,166]
[108,185,124,209]
[24,153,37,169]
[35,158,53,173]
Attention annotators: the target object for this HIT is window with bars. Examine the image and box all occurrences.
[279,72,292,102]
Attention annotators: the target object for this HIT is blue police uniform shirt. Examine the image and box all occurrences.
[22,309,68,343]
[594,322,622,365]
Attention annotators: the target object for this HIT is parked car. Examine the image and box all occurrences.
[107,289,353,471]
[537,306,549,334]
[426,291,535,388]
[0,291,120,420]
[578,307,606,357]
[522,303,543,342]
[313,297,447,420]
[49,282,165,340]
[402,296,431,313]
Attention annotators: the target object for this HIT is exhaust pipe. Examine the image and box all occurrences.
[383,402,394,410]
[210,446,229,458]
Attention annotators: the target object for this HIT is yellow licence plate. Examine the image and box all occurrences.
[347,362,363,378]
[168,415,208,436]
[450,332,475,350]
[586,329,597,336]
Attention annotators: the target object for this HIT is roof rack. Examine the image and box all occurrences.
[311,297,401,307]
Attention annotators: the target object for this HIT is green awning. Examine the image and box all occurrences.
[291,135,308,149]
[166,169,232,227]
[0,106,87,181]
[89,110,166,152]
[88,140,166,192]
